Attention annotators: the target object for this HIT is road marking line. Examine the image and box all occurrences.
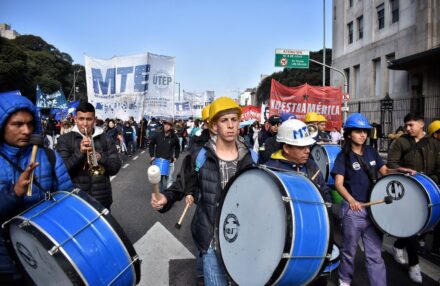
[123,163,129,169]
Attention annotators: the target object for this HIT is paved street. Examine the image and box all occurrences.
[110,149,440,285]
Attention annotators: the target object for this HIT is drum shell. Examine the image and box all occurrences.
[369,173,440,237]
[311,144,341,187]
[154,158,170,176]
[4,191,140,286]
[217,167,330,286]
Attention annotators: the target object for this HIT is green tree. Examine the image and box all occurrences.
[0,35,86,102]
[256,49,332,105]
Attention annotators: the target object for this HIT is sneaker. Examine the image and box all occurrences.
[419,239,426,248]
[339,279,350,286]
[393,246,407,264]
[408,264,423,284]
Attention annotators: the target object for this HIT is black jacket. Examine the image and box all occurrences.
[56,126,122,208]
[161,139,256,252]
[149,131,180,161]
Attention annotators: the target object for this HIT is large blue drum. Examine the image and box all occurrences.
[311,144,341,187]
[154,158,171,176]
[217,167,331,286]
[370,173,440,237]
[3,190,140,286]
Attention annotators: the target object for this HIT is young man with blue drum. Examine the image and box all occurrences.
[0,93,73,285]
[331,113,415,286]
[387,112,440,283]
[150,97,257,286]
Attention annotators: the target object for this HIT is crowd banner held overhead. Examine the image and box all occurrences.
[84,53,175,121]
[269,79,343,129]
[36,84,69,109]
[174,101,193,119]
[144,53,176,119]
[241,105,261,121]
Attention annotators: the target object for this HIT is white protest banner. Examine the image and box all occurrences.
[144,53,176,119]
[85,54,149,121]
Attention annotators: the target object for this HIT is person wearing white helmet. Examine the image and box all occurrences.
[265,118,332,286]
[265,119,331,203]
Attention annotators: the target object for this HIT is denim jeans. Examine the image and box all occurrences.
[203,247,228,286]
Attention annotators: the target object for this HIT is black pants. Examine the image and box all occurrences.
[394,236,419,266]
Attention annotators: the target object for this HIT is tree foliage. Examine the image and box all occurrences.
[0,35,86,102]
[256,49,332,105]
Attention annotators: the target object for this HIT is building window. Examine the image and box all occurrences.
[354,65,361,98]
[386,53,395,96]
[349,0,353,8]
[391,0,399,23]
[348,22,353,44]
[377,4,385,29]
[357,16,364,39]
[344,68,350,94]
[373,58,382,97]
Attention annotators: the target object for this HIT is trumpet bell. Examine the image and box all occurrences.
[89,165,106,176]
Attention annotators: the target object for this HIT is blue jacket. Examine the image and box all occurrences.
[0,94,73,276]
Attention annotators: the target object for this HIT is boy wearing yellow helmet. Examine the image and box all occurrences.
[151,97,258,285]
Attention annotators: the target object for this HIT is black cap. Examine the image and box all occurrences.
[268,115,281,125]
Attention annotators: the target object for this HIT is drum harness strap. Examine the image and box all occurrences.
[0,148,56,195]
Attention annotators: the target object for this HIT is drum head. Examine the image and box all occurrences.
[311,145,329,180]
[370,175,429,237]
[9,222,79,286]
[217,168,290,285]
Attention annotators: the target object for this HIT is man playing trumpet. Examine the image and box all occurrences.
[57,102,121,209]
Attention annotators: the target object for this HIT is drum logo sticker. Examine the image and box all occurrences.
[223,214,240,243]
[386,180,405,200]
[313,150,321,161]
[16,242,37,269]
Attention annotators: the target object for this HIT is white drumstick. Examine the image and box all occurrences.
[148,165,161,200]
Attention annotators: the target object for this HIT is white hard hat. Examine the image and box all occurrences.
[276,119,316,146]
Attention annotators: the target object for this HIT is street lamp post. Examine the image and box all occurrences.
[73,69,82,101]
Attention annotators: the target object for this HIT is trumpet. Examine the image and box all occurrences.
[307,123,318,138]
[84,128,106,176]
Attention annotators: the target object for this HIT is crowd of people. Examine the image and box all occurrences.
[1,92,439,286]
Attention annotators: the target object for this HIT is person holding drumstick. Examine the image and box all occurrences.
[0,93,73,285]
[151,97,258,286]
[331,113,415,286]
[387,113,440,284]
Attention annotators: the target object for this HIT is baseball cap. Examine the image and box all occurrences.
[280,112,296,122]
[268,115,281,125]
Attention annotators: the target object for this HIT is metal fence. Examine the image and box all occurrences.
[347,94,440,151]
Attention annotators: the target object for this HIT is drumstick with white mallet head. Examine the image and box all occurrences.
[147,165,162,200]
[27,134,44,196]
[361,195,393,207]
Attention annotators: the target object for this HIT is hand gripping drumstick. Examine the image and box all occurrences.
[147,165,161,200]
[175,203,190,229]
[362,195,393,207]
[27,134,44,196]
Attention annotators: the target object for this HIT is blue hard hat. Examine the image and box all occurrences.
[344,113,372,129]
[280,112,296,122]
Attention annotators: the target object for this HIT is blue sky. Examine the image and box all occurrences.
[1,0,333,97]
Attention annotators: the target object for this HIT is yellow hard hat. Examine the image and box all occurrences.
[209,97,241,124]
[305,112,319,123]
[428,120,440,136]
[317,114,327,122]
[202,105,210,121]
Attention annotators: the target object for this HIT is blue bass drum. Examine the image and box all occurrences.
[311,144,341,187]
[3,190,141,286]
[369,173,440,237]
[154,158,171,176]
[217,167,330,286]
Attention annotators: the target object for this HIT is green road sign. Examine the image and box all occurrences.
[275,49,309,69]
